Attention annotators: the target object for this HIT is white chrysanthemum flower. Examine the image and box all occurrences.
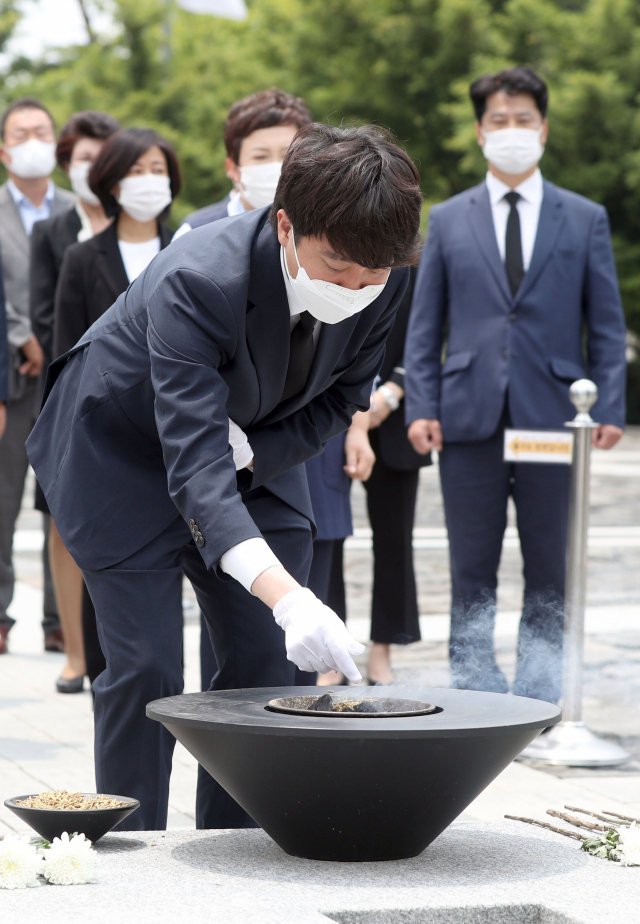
[618,822,640,867]
[0,835,41,889]
[40,832,97,885]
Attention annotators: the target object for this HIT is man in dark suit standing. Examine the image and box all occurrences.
[174,87,312,238]
[404,67,626,704]
[28,124,422,831]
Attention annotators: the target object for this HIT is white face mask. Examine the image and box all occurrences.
[116,174,172,223]
[5,138,56,179]
[283,230,389,325]
[480,126,544,175]
[69,161,100,206]
[237,161,282,209]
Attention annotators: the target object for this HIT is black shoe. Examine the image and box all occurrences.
[44,629,65,653]
[56,675,85,694]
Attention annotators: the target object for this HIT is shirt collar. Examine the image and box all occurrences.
[485,168,543,207]
[7,177,55,208]
[227,190,247,217]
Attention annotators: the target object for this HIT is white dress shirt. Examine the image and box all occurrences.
[220,245,322,594]
[485,168,543,272]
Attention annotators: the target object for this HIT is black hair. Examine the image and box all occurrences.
[270,123,422,269]
[56,111,121,169]
[470,66,548,121]
[225,88,312,163]
[0,97,55,140]
[88,127,182,220]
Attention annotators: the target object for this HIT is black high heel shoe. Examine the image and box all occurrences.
[56,675,85,694]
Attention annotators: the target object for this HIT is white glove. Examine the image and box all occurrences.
[228,418,254,470]
[273,587,365,683]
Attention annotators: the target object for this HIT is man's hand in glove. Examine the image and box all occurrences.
[273,587,364,683]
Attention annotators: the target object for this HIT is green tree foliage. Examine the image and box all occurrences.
[4,0,640,329]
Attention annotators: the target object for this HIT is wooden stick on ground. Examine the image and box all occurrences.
[547,810,610,832]
[565,806,629,826]
[601,809,640,824]
[504,815,588,841]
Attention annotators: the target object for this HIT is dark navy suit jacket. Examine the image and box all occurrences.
[27,208,407,572]
[404,179,627,442]
[184,196,231,230]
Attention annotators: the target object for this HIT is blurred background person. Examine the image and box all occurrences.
[305,270,429,686]
[175,87,312,237]
[0,255,8,445]
[0,97,74,656]
[405,66,626,703]
[304,413,375,688]
[365,267,430,683]
[54,127,180,358]
[30,109,120,692]
[51,127,179,686]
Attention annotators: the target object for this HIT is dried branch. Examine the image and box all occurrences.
[504,815,588,841]
[565,806,629,826]
[547,810,610,832]
[601,809,640,824]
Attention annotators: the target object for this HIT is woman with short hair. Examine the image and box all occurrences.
[30,109,120,694]
[54,127,181,357]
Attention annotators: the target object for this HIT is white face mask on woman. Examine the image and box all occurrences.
[5,138,56,179]
[282,230,389,325]
[480,126,545,176]
[237,161,282,209]
[116,174,172,223]
[69,162,101,206]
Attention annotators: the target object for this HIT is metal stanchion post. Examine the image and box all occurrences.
[520,380,629,766]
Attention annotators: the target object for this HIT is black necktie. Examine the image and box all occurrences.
[504,191,524,297]
[280,311,318,402]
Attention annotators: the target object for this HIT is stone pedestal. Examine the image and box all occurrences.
[2,822,637,923]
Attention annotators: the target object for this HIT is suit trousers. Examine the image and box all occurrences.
[83,486,312,831]
[438,420,570,704]
[363,451,421,645]
[0,380,58,630]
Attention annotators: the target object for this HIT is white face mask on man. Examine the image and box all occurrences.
[116,174,172,223]
[69,161,101,206]
[480,126,545,176]
[5,138,56,179]
[237,161,282,209]
[282,230,389,325]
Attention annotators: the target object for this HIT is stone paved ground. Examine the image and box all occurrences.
[1,431,640,835]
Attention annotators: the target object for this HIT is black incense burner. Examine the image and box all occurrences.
[147,686,560,862]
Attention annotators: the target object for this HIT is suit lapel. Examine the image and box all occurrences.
[0,184,29,257]
[245,222,291,421]
[468,183,512,304]
[516,180,565,301]
[95,222,130,301]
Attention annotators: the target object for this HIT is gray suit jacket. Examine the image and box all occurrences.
[0,182,74,401]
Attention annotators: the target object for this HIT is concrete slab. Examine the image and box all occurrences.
[1,822,637,924]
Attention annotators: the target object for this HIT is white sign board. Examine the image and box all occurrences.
[504,429,573,464]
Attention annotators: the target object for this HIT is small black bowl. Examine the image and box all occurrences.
[4,793,140,843]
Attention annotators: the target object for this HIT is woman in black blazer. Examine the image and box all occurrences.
[51,127,180,692]
[30,111,119,694]
[365,267,431,683]
[54,128,180,358]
